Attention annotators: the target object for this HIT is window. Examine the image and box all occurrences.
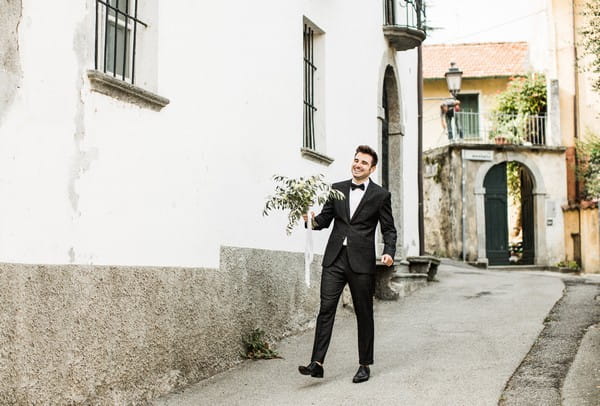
[303,22,317,150]
[95,0,147,84]
[302,18,331,164]
[456,93,480,139]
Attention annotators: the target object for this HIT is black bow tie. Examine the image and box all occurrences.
[351,183,365,191]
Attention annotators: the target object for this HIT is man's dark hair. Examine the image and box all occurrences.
[355,145,378,167]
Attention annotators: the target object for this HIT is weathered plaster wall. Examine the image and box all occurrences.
[0,246,320,405]
[581,207,600,273]
[462,151,482,262]
[574,0,600,140]
[563,208,580,264]
[0,0,23,127]
[550,0,583,147]
[423,147,462,258]
[396,49,420,257]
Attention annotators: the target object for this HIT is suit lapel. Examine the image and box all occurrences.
[350,179,376,222]
[342,180,352,221]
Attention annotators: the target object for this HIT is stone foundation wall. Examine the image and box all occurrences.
[423,148,462,258]
[0,246,320,404]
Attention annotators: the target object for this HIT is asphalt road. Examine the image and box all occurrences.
[154,261,598,406]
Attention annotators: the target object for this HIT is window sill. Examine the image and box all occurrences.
[87,70,170,111]
[300,148,334,165]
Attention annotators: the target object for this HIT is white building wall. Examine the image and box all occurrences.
[0,0,420,268]
[396,49,420,257]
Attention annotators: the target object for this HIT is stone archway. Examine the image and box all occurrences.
[377,63,404,257]
[474,153,547,266]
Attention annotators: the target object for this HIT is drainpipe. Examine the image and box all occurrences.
[461,150,467,261]
[417,44,425,256]
[572,1,583,267]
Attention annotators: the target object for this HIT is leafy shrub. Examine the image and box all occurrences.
[576,131,600,200]
[495,73,547,116]
[241,328,281,360]
[489,74,547,143]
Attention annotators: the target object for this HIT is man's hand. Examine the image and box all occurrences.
[302,212,315,222]
[381,254,393,267]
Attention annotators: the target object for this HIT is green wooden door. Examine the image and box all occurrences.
[520,167,535,264]
[484,163,510,265]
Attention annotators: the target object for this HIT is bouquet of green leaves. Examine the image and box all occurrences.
[263,174,345,234]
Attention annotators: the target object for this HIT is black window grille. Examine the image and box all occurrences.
[95,0,147,84]
[303,24,317,150]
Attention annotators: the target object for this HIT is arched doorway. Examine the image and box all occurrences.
[382,75,390,190]
[381,66,401,191]
[483,161,535,265]
[379,64,403,255]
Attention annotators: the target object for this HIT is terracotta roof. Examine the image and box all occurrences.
[423,42,530,79]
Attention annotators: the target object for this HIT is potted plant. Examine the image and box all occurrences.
[489,114,526,145]
[556,260,580,273]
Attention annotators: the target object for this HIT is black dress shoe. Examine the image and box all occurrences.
[298,361,324,378]
[352,365,370,383]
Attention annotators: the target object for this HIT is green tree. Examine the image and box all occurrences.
[490,73,547,143]
[577,1,600,200]
[495,73,547,116]
[580,0,600,92]
[576,132,600,200]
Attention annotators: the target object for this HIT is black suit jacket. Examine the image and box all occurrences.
[313,179,397,274]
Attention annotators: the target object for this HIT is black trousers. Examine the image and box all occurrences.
[310,247,375,365]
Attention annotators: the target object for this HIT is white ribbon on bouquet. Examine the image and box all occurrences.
[304,212,313,287]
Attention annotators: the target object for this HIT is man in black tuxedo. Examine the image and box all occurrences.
[298,145,397,383]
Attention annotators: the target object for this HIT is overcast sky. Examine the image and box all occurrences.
[423,0,547,45]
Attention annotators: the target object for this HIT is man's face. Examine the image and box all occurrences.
[351,152,376,182]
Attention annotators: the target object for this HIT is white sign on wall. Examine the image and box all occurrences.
[464,150,494,161]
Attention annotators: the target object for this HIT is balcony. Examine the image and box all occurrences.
[446,112,548,146]
[383,0,427,51]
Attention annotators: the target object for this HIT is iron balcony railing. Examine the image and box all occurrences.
[383,0,426,30]
[447,112,547,146]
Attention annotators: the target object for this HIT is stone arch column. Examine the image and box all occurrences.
[473,152,548,266]
[376,55,404,257]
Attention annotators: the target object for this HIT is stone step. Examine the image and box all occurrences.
[390,273,429,298]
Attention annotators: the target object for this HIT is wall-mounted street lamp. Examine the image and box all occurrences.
[445,62,463,98]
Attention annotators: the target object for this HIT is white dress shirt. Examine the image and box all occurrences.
[344,179,369,246]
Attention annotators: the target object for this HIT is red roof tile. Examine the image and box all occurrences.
[423,42,530,79]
